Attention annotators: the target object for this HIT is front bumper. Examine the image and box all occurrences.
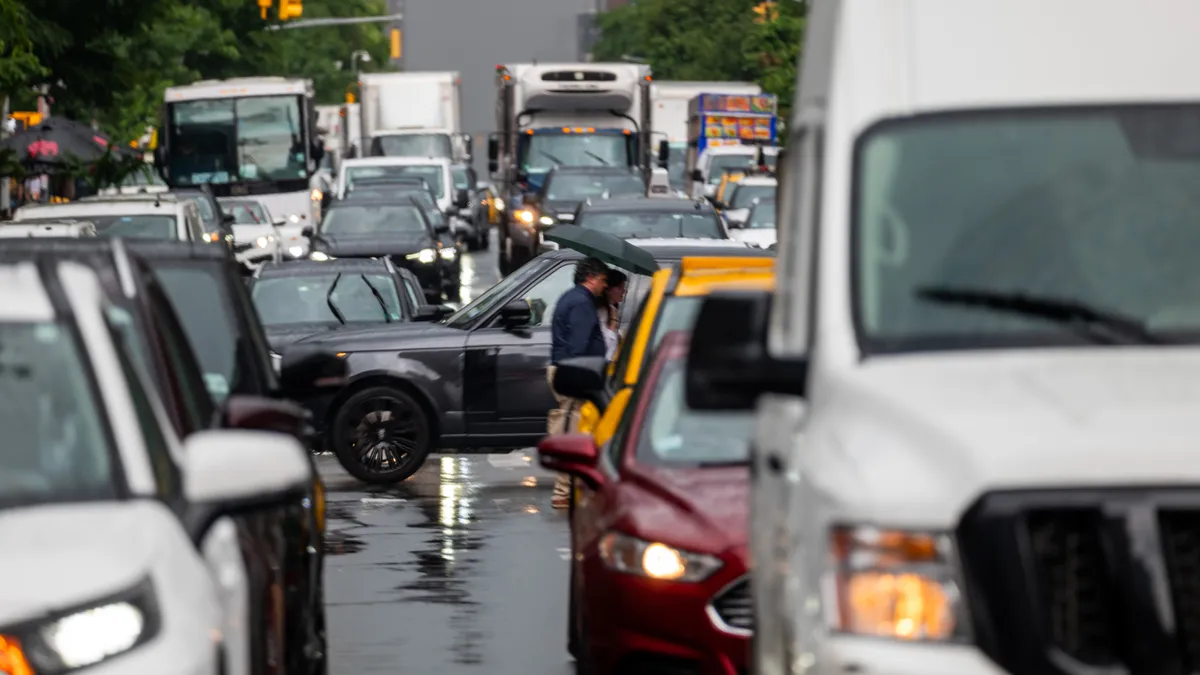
[811,638,1006,675]
[585,565,750,675]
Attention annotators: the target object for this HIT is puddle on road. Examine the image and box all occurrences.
[323,529,366,556]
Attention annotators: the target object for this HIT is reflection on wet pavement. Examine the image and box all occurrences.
[321,452,573,674]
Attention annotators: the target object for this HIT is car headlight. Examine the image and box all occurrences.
[311,188,323,202]
[288,245,305,258]
[407,248,437,264]
[495,197,505,211]
[1,578,159,672]
[288,214,301,223]
[310,251,330,261]
[538,215,554,226]
[830,526,965,641]
[255,235,273,248]
[598,531,722,582]
[514,209,535,226]
[439,247,457,260]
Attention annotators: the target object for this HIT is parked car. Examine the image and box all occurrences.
[540,330,753,675]
[0,254,312,675]
[285,239,771,484]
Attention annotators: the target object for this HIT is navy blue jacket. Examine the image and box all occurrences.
[550,284,606,365]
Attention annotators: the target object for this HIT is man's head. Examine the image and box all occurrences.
[574,256,609,296]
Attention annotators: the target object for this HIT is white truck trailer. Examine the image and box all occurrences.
[356,71,468,161]
[650,81,762,191]
[487,62,652,272]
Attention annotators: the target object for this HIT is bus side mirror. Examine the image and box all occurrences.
[657,140,669,168]
[487,134,499,173]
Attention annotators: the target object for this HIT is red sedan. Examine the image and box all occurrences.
[538,330,755,675]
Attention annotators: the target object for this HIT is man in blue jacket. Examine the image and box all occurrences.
[547,256,609,508]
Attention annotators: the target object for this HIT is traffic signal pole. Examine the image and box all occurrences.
[264,14,402,30]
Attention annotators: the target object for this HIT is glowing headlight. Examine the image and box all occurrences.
[407,248,437,264]
[495,197,505,211]
[598,532,722,582]
[514,209,535,225]
[439,247,457,260]
[538,216,554,226]
[311,188,323,201]
[829,526,965,641]
[310,251,330,261]
[255,235,273,248]
[288,214,301,223]
[288,245,305,258]
[42,602,145,668]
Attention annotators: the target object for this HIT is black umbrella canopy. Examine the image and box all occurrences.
[0,117,122,167]
[543,224,659,275]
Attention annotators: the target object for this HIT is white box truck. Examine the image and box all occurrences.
[357,71,468,161]
[650,81,761,191]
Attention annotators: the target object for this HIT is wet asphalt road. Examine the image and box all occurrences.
[320,236,576,675]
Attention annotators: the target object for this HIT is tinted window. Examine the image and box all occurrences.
[545,173,644,201]
[746,201,776,229]
[636,358,753,465]
[152,265,240,403]
[322,204,428,235]
[110,324,181,497]
[730,184,776,208]
[578,211,724,239]
[0,322,116,508]
[855,107,1200,349]
[89,215,177,239]
[517,264,576,327]
[346,165,445,198]
[253,273,404,325]
[445,258,547,328]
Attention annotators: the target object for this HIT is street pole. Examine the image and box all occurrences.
[1,95,9,217]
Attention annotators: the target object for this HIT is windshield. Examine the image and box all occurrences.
[89,215,177,239]
[519,133,633,173]
[253,273,403,325]
[224,201,269,224]
[545,173,643,201]
[372,133,452,158]
[731,184,775,208]
[707,153,775,184]
[579,211,723,239]
[667,146,687,190]
[746,201,776,229]
[452,167,470,189]
[637,358,753,465]
[856,106,1200,351]
[346,165,444,198]
[153,265,242,403]
[167,95,308,185]
[0,322,116,508]
[322,204,428,236]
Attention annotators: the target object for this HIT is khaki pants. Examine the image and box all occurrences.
[546,366,580,501]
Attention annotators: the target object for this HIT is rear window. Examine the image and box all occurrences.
[578,211,725,239]
[89,215,178,240]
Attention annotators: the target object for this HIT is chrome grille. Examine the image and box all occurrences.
[709,576,752,634]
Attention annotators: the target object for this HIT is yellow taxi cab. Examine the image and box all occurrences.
[577,256,775,444]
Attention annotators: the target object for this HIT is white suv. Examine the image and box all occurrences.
[14,194,206,242]
[0,259,311,675]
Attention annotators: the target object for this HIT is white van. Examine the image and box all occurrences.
[686,1,1200,674]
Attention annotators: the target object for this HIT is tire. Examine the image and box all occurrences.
[330,386,433,484]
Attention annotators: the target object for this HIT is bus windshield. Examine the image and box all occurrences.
[166,95,308,186]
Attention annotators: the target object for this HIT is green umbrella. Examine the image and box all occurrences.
[543,225,660,275]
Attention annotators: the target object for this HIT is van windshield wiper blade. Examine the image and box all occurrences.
[693,458,751,468]
[915,286,1162,345]
[325,273,347,325]
[359,274,393,323]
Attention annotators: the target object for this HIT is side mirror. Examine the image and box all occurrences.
[537,433,604,489]
[301,225,315,238]
[279,348,348,397]
[487,134,499,162]
[691,169,704,182]
[552,356,610,412]
[221,394,312,438]
[498,299,531,328]
[455,188,470,209]
[463,134,474,159]
[413,304,452,321]
[657,140,670,167]
[222,212,236,226]
[183,430,311,539]
[272,218,286,227]
[685,290,807,410]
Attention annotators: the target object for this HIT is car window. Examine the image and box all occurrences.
[0,321,116,508]
[636,357,753,465]
[578,211,724,239]
[322,204,428,236]
[252,273,404,325]
[184,195,218,226]
[444,258,548,329]
[515,264,578,328]
[707,155,754,184]
[86,214,178,240]
[152,265,242,403]
[452,167,471,190]
[400,274,423,310]
[346,165,445,198]
[731,184,776,208]
[747,201,777,229]
[142,277,217,427]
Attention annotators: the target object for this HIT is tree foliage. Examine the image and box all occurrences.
[592,0,805,121]
[2,0,393,143]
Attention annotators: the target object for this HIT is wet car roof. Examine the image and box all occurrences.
[579,197,714,214]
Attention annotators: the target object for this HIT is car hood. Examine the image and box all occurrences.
[265,322,396,353]
[291,321,466,353]
[730,228,776,248]
[0,502,161,625]
[542,200,582,219]
[621,465,749,555]
[316,232,431,257]
[818,348,1200,527]
[232,224,276,243]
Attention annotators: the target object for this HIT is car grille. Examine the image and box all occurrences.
[233,242,254,253]
[957,490,1200,675]
[710,576,753,634]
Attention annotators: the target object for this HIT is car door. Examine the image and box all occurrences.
[463,261,577,440]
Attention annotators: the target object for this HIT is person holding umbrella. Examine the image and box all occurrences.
[547,256,610,509]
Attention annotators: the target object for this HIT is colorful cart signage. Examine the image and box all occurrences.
[688,93,778,155]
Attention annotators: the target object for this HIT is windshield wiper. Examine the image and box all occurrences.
[538,151,564,166]
[359,274,393,323]
[694,459,751,468]
[915,286,1162,345]
[584,151,609,165]
[325,273,347,325]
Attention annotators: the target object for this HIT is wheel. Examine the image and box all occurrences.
[330,386,433,484]
[499,233,513,276]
